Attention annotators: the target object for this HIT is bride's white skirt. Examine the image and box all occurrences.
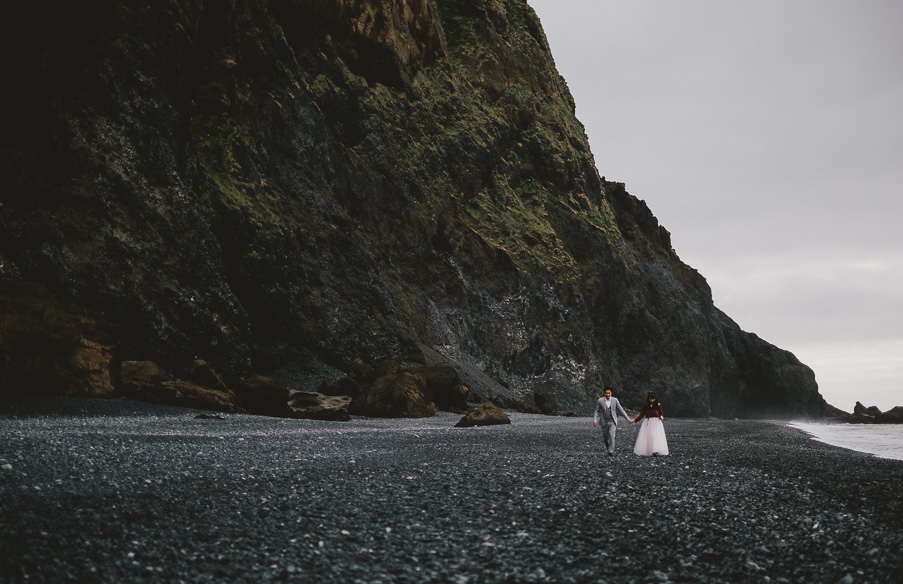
[634,417,669,456]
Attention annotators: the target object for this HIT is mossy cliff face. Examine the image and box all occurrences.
[0,0,824,417]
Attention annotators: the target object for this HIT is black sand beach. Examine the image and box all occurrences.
[1,397,901,584]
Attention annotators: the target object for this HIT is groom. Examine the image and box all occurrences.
[593,388,632,456]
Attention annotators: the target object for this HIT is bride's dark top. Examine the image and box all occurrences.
[634,403,663,422]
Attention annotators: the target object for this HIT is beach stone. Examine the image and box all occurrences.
[119,360,171,396]
[318,377,363,398]
[194,413,225,420]
[836,575,854,584]
[1,459,11,471]
[233,376,294,418]
[455,402,510,428]
[134,379,241,413]
[290,392,351,421]
[178,360,230,392]
[0,281,116,398]
[404,366,467,412]
[350,372,437,418]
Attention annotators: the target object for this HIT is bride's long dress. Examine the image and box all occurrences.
[634,417,669,456]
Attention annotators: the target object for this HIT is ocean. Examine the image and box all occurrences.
[789,422,903,461]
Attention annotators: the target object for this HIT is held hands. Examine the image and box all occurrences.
[593,421,598,427]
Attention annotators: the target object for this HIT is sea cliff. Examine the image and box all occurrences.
[0,0,824,417]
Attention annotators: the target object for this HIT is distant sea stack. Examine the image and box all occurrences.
[0,0,825,418]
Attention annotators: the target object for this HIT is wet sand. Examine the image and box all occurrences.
[1,396,902,583]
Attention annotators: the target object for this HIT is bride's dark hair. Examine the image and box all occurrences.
[645,392,660,408]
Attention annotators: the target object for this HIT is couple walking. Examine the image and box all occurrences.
[593,389,669,457]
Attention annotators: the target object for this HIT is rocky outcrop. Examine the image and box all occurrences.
[289,392,352,421]
[833,403,903,424]
[119,358,243,412]
[0,282,116,398]
[534,391,558,415]
[350,371,438,418]
[405,365,469,412]
[120,360,172,396]
[876,407,903,424]
[0,0,826,418]
[233,376,295,418]
[825,401,903,424]
[137,380,242,413]
[455,402,510,428]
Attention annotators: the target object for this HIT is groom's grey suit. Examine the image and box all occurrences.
[593,396,630,455]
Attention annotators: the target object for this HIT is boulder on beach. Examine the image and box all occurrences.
[179,360,230,393]
[404,365,469,412]
[135,379,242,413]
[534,391,559,415]
[350,372,437,418]
[455,402,511,428]
[289,392,351,421]
[318,376,363,399]
[120,360,172,396]
[0,281,116,398]
[233,376,294,418]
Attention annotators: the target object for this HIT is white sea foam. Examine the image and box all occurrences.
[789,422,903,461]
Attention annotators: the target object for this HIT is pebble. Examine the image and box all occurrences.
[1,400,901,584]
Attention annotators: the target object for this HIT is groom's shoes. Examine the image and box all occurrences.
[607,452,614,456]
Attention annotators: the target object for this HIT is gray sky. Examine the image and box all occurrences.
[528,0,903,411]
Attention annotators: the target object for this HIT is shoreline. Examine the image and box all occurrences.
[2,397,902,583]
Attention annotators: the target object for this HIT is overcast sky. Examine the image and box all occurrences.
[527,0,903,411]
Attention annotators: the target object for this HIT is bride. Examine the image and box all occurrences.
[631,392,669,456]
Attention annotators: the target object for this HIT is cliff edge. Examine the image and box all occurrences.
[0,0,824,417]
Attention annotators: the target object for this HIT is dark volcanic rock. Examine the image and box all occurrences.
[3,404,903,584]
[134,380,241,413]
[455,402,511,427]
[178,360,231,393]
[534,390,558,415]
[0,281,116,397]
[119,360,172,396]
[289,391,351,421]
[233,375,294,418]
[403,365,468,412]
[0,0,826,419]
[875,406,903,424]
[318,377,363,399]
[824,403,851,419]
[350,372,437,418]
